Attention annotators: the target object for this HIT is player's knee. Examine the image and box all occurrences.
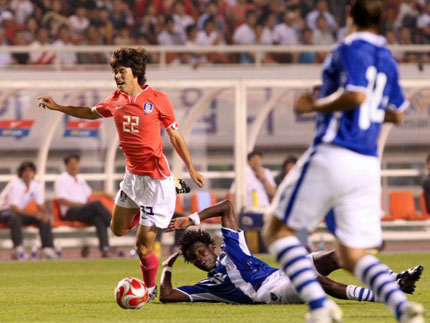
[136,241,153,258]
[110,222,127,236]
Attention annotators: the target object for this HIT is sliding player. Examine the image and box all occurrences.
[159,200,423,305]
[38,47,204,300]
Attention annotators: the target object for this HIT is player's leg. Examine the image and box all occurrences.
[111,190,140,236]
[331,150,424,322]
[136,224,159,298]
[263,149,342,322]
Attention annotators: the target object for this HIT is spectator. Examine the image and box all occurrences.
[114,26,133,45]
[233,10,258,63]
[173,1,195,37]
[29,27,56,65]
[228,0,255,29]
[306,0,337,32]
[274,155,298,187]
[138,3,158,43]
[69,5,90,38]
[394,0,420,30]
[78,25,108,64]
[10,0,33,25]
[398,26,419,62]
[260,13,277,45]
[273,10,299,45]
[53,25,77,67]
[55,155,112,258]
[196,17,229,64]
[110,0,134,30]
[246,151,276,208]
[386,28,403,62]
[0,161,56,260]
[0,29,12,66]
[198,1,226,33]
[12,30,29,65]
[1,10,18,44]
[423,153,430,213]
[313,14,335,46]
[273,10,299,63]
[157,16,186,45]
[417,2,430,43]
[94,7,114,44]
[24,16,38,43]
[298,28,316,63]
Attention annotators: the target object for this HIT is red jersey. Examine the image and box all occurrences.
[93,85,178,179]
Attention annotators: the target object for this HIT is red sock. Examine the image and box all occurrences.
[139,252,159,288]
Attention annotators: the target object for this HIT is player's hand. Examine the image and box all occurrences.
[294,92,315,114]
[37,96,59,111]
[189,170,205,188]
[163,217,192,232]
[162,251,181,267]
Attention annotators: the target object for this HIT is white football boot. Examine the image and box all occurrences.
[399,302,425,323]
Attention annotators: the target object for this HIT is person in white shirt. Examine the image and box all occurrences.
[55,155,112,257]
[306,0,338,32]
[157,16,186,45]
[313,14,335,45]
[30,27,56,65]
[0,162,56,260]
[417,2,430,42]
[68,5,90,37]
[233,10,258,64]
[173,2,195,39]
[53,25,77,67]
[246,151,276,208]
[273,11,299,45]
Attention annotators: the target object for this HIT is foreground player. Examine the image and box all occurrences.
[38,47,204,299]
[263,1,425,322]
[159,200,423,304]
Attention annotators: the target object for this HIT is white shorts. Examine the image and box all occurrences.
[114,169,176,229]
[256,269,303,304]
[269,144,382,249]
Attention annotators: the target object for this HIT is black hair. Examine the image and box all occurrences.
[281,155,297,172]
[180,229,215,262]
[186,24,197,36]
[245,10,257,20]
[350,0,383,29]
[110,47,148,85]
[64,154,80,165]
[247,151,263,161]
[17,161,36,178]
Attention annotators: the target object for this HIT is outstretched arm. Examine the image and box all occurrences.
[159,252,191,303]
[166,128,205,187]
[38,96,101,120]
[164,200,238,232]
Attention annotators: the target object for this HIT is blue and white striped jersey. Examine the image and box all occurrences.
[177,228,277,303]
[313,32,408,156]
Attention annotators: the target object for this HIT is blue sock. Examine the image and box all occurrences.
[269,236,327,310]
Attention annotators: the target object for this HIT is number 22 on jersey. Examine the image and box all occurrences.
[359,66,387,130]
[123,115,140,133]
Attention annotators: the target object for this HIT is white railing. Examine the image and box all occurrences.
[1,44,429,70]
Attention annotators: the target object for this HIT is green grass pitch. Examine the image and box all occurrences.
[0,253,428,322]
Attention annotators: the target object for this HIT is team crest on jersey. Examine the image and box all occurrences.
[143,102,154,114]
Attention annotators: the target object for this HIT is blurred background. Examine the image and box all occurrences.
[0,0,429,258]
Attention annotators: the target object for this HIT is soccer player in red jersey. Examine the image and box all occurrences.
[38,47,205,300]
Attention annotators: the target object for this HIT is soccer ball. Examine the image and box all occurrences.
[115,277,149,309]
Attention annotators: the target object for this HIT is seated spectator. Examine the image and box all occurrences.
[233,10,258,64]
[306,0,337,32]
[0,161,56,260]
[55,155,112,258]
[313,14,335,45]
[298,28,316,63]
[78,25,108,64]
[0,29,12,66]
[196,17,228,64]
[246,151,276,208]
[24,16,38,43]
[274,155,298,187]
[30,27,56,65]
[198,1,226,33]
[228,0,254,29]
[173,1,195,38]
[12,30,29,65]
[157,16,186,45]
[423,153,430,213]
[386,28,403,62]
[273,11,299,63]
[10,0,33,25]
[417,2,430,43]
[69,5,90,38]
[394,0,420,30]
[398,26,419,63]
[53,25,77,67]
[260,14,277,45]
